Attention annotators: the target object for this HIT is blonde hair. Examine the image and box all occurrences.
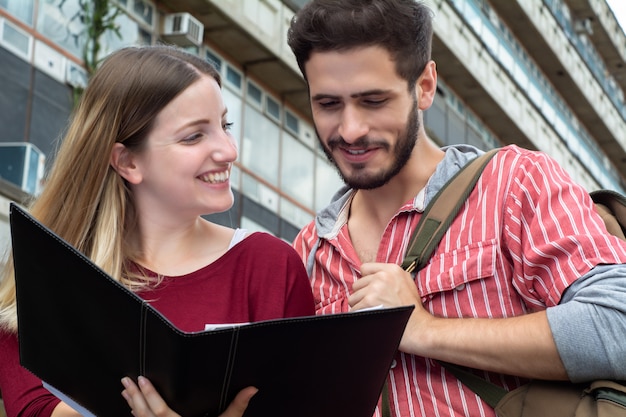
[0,45,221,332]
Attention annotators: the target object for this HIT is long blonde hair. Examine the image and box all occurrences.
[0,45,221,332]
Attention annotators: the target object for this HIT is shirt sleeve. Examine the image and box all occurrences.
[502,149,626,307]
[546,263,626,382]
[0,330,60,417]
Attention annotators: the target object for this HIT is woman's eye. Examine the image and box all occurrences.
[182,133,202,143]
[223,122,234,131]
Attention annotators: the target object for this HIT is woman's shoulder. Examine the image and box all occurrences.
[234,231,299,257]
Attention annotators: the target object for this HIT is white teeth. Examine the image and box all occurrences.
[347,149,367,155]
[200,170,230,184]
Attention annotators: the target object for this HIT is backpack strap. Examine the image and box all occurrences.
[438,361,507,408]
[398,149,503,409]
[381,149,499,417]
[401,149,499,273]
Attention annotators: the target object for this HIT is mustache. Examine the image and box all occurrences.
[327,136,390,150]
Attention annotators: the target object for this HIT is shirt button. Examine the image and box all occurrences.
[456,283,466,291]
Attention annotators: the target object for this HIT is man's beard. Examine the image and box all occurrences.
[319,98,419,190]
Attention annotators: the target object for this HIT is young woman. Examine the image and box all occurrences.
[0,45,315,417]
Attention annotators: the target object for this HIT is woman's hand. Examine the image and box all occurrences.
[121,376,257,417]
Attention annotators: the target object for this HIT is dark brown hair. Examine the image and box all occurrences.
[287,0,434,87]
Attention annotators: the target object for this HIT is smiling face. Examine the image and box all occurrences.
[306,46,422,190]
[118,74,238,220]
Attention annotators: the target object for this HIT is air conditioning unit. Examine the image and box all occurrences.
[66,61,88,89]
[162,13,204,46]
[0,142,46,195]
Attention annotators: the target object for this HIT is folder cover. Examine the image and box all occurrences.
[9,203,413,417]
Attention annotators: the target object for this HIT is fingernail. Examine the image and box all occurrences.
[121,377,130,388]
[138,376,147,387]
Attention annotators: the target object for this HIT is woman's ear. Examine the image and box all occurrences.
[110,143,142,184]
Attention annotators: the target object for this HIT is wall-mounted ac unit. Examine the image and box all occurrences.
[0,142,46,195]
[162,13,204,46]
[66,61,88,89]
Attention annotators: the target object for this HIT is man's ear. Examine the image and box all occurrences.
[416,60,438,111]
[110,143,142,184]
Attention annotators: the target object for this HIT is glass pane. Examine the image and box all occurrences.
[133,0,153,27]
[99,13,142,58]
[2,21,30,55]
[241,216,271,234]
[266,96,280,121]
[1,0,34,25]
[281,133,314,208]
[280,198,313,229]
[247,81,262,105]
[222,87,243,153]
[315,156,344,212]
[37,0,84,57]
[241,105,279,185]
[205,50,222,72]
[284,110,299,134]
[225,66,242,89]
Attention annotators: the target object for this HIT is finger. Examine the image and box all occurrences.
[121,377,151,416]
[220,387,258,417]
[137,376,177,417]
[359,262,388,275]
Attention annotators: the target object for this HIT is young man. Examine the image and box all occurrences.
[288,1,626,416]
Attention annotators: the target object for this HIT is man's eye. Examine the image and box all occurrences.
[364,98,387,106]
[318,101,339,108]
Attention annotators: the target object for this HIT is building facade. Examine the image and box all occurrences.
[1,0,625,252]
[0,0,626,412]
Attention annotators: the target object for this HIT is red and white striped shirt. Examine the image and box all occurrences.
[293,145,626,417]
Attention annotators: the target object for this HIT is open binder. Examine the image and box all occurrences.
[9,203,413,417]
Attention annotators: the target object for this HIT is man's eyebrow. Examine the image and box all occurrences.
[311,89,392,101]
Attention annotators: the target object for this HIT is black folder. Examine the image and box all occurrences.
[9,203,413,417]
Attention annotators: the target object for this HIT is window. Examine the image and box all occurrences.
[246,81,263,106]
[222,87,243,152]
[1,19,32,58]
[205,49,222,72]
[0,0,34,25]
[37,0,85,57]
[242,105,279,185]
[281,133,314,208]
[315,157,343,212]
[132,0,154,27]
[265,95,281,122]
[284,110,299,134]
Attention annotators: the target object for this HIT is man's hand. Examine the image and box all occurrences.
[349,262,431,353]
[121,376,257,417]
[349,262,421,310]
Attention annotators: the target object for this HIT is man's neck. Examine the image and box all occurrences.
[347,139,445,262]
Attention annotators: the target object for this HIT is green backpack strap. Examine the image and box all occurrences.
[383,149,499,417]
[438,361,507,408]
[399,149,503,409]
[401,149,499,273]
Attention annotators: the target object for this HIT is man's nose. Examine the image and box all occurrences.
[337,106,369,143]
